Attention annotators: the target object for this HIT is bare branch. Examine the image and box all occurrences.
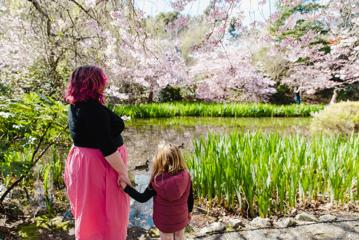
[69,0,97,21]
[27,0,52,37]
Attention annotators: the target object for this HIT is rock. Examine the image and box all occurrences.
[303,223,346,239]
[275,218,297,228]
[319,202,333,211]
[319,214,337,222]
[290,208,298,216]
[0,218,6,226]
[251,217,272,228]
[295,212,318,222]
[199,222,226,235]
[228,218,245,229]
[68,228,75,236]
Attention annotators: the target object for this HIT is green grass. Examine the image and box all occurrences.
[187,132,359,217]
[113,102,323,118]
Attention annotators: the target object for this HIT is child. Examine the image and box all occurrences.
[121,143,193,240]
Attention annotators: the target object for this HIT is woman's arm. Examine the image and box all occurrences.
[105,151,130,185]
[87,105,130,185]
[123,184,155,203]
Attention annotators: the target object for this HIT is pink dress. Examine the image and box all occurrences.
[64,145,130,240]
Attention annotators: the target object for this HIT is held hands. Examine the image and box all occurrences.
[117,172,130,189]
[119,179,127,189]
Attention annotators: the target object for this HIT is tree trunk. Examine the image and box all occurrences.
[330,89,338,104]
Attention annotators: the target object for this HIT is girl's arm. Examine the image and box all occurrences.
[123,184,155,203]
[188,181,194,212]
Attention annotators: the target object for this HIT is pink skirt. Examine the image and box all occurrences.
[64,145,130,240]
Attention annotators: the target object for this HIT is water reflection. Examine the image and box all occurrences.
[126,117,311,229]
[128,172,154,229]
[123,117,311,168]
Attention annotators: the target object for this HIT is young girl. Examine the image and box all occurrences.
[121,143,193,240]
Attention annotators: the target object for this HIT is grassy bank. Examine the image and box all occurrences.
[113,103,323,118]
[187,132,359,217]
[126,117,311,129]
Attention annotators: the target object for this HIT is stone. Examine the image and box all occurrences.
[275,217,297,228]
[303,223,345,239]
[228,218,245,229]
[199,222,226,235]
[319,214,337,222]
[295,212,318,222]
[68,228,75,236]
[290,208,298,216]
[0,218,6,226]
[251,217,272,228]
[318,202,333,211]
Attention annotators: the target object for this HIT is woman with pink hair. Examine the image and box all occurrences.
[64,65,130,240]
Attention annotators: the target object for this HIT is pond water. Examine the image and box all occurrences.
[124,117,311,229]
[1,117,312,232]
[123,117,311,167]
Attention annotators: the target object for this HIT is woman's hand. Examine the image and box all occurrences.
[117,173,131,187]
[105,150,131,185]
[118,179,127,189]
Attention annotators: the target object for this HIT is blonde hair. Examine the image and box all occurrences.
[151,143,187,182]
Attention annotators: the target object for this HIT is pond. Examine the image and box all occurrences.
[123,117,311,229]
[0,117,312,232]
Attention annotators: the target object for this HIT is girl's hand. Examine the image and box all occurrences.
[188,213,192,221]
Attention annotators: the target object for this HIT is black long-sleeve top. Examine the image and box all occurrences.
[124,181,194,212]
[68,99,124,156]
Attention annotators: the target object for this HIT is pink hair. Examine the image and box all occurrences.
[65,65,108,104]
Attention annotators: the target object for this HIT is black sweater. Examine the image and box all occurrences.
[124,181,194,212]
[68,100,124,156]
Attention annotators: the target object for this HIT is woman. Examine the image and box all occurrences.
[64,65,130,240]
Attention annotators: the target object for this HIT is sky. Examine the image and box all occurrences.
[135,0,278,25]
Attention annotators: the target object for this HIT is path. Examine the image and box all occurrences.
[128,213,359,240]
[196,218,359,240]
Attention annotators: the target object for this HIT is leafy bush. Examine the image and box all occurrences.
[0,93,69,203]
[158,85,182,102]
[311,101,359,134]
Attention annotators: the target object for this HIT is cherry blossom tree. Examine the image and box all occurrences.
[2,0,357,103]
[0,0,192,102]
[266,0,359,98]
[189,39,276,102]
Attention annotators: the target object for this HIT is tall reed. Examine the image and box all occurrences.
[187,132,359,217]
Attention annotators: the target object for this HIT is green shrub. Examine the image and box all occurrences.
[158,85,182,102]
[311,101,359,134]
[0,93,69,203]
